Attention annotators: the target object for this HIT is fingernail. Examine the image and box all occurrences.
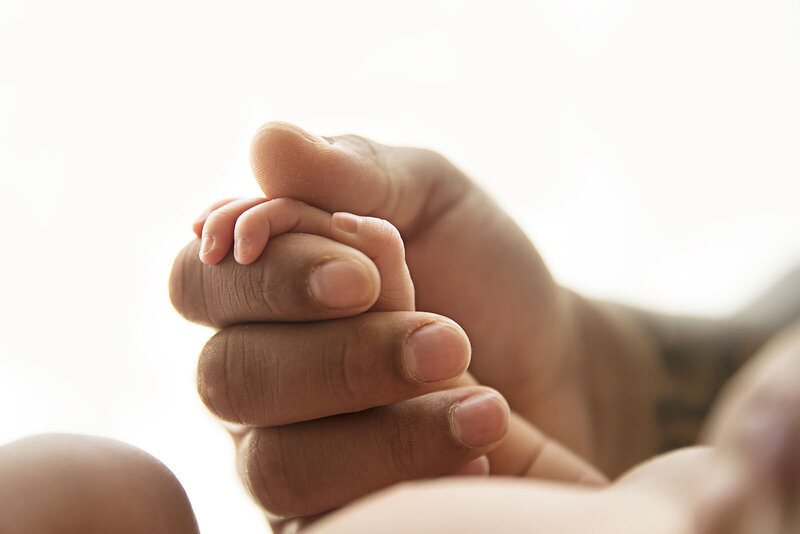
[451,456,490,477]
[200,234,214,259]
[450,391,509,448]
[403,323,469,383]
[309,259,375,309]
[294,125,329,145]
[332,212,360,234]
[234,237,250,263]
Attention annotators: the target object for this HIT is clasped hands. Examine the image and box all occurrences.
[170,122,800,533]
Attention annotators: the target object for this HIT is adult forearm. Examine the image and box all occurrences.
[575,267,800,475]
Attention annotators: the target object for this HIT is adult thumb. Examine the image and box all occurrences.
[249,121,471,237]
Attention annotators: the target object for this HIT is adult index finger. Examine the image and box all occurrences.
[169,233,380,327]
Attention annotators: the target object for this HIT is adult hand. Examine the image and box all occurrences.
[170,122,656,518]
[245,122,651,469]
[292,320,800,534]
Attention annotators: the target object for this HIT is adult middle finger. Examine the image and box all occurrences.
[197,312,472,427]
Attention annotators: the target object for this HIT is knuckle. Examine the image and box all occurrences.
[268,197,304,212]
[320,332,361,406]
[415,147,456,175]
[204,208,231,228]
[244,429,307,517]
[322,322,388,405]
[338,134,390,174]
[409,147,468,191]
[382,406,426,476]
[249,260,280,315]
[233,209,257,233]
[198,327,275,425]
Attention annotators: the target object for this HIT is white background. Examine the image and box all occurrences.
[1,1,798,532]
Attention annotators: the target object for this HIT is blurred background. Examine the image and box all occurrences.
[1,0,798,532]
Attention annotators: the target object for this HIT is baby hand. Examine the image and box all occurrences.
[193,197,414,312]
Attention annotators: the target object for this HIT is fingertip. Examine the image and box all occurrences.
[250,122,320,178]
[403,322,471,384]
[331,211,361,235]
[249,123,356,205]
[191,220,204,239]
[450,389,510,449]
[233,236,256,265]
[191,197,240,240]
[232,238,244,264]
[232,207,271,265]
[450,456,491,477]
[578,469,610,488]
[192,208,214,239]
[198,234,216,264]
[308,257,379,310]
[330,212,412,312]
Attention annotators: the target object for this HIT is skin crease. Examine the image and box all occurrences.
[247,124,668,474]
[3,122,797,531]
[176,122,658,481]
[301,321,800,534]
[193,198,609,490]
[1,321,796,533]
[170,122,786,523]
[247,125,606,465]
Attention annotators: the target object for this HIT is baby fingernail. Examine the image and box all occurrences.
[403,323,470,383]
[234,237,250,263]
[295,126,329,145]
[309,259,375,309]
[332,212,361,234]
[200,234,214,259]
[450,391,509,448]
[451,456,491,477]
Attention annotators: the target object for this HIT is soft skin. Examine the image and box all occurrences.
[0,434,199,534]
[301,320,800,534]
[4,319,796,533]
[171,122,789,523]
[190,196,608,499]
